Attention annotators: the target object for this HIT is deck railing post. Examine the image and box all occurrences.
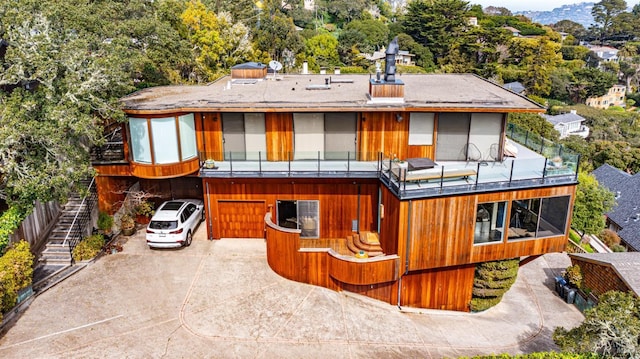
[229,152,233,174]
[317,151,321,175]
[439,166,445,193]
[288,151,292,176]
[575,154,581,181]
[475,162,480,188]
[508,160,514,187]
[259,151,262,175]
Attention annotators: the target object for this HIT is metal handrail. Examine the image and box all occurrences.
[62,178,98,262]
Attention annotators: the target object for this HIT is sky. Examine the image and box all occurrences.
[470,0,640,12]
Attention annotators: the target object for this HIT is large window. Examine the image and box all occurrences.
[221,113,267,160]
[474,201,507,244]
[276,200,319,238]
[508,196,570,240]
[129,117,151,163]
[129,114,197,165]
[152,117,180,164]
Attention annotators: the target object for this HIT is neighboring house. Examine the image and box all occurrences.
[586,84,626,109]
[366,48,415,65]
[503,81,526,95]
[592,164,640,251]
[92,60,578,312]
[468,16,478,26]
[586,45,619,65]
[541,110,589,139]
[569,252,640,298]
[503,26,521,37]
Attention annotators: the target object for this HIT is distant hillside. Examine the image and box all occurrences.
[515,2,595,27]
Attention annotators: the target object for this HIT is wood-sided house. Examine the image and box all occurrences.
[93,61,579,312]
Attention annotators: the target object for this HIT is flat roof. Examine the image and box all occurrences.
[122,73,545,114]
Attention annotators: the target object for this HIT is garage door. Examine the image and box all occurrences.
[217,201,265,238]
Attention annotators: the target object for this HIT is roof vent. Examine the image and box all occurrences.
[635,213,640,222]
[615,191,621,199]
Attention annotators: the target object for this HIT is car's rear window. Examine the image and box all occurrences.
[160,201,184,211]
[149,220,178,230]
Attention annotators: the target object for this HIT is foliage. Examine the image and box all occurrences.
[464,353,599,358]
[599,229,621,248]
[553,290,640,357]
[402,0,470,62]
[0,206,27,254]
[134,201,155,218]
[507,113,560,141]
[97,212,114,232]
[342,19,389,54]
[181,1,256,82]
[611,244,627,252]
[0,240,34,320]
[590,0,628,43]
[120,214,135,231]
[565,265,583,289]
[572,172,615,238]
[303,33,340,72]
[252,11,304,66]
[72,234,105,262]
[507,36,562,96]
[470,258,519,312]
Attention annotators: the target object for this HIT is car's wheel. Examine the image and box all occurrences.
[185,231,192,247]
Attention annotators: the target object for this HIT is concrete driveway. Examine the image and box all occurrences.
[0,227,584,358]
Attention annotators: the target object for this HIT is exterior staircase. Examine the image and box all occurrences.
[38,180,97,267]
[346,231,384,257]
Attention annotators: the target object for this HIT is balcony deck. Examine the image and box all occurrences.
[200,141,578,199]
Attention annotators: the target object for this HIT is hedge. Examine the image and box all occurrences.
[0,240,34,321]
[72,234,105,262]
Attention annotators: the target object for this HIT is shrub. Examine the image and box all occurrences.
[97,211,114,232]
[565,265,582,289]
[72,234,104,262]
[0,206,27,254]
[0,240,34,320]
[470,258,519,312]
[599,229,621,248]
[611,244,627,252]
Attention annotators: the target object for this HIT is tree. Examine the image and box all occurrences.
[508,113,560,141]
[395,33,434,70]
[571,172,615,238]
[590,0,628,44]
[342,19,389,54]
[401,0,471,62]
[554,291,640,357]
[552,20,588,40]
[181,1,256,81]
[569,68,617,103]
[0,11,125,209]
[507,36,562,96]
[252,11,304,65]
[303,33,340,71]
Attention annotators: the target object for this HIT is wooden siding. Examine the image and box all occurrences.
[358,112,409,161]
[198,112,224,161]
[400,265,476,312]
[328,255,398,285]
[265,213,399,305]
[369,82,405,98]
[96,176,136,213]
[231,68,267,79]
[130,157,200,179]
[265,112,293,161]
[218,200,266,238]
[94,164,131,177]
[204,178,379,240]
[406,145,435,159]
[378,186,405,259]
[406,185,577,271]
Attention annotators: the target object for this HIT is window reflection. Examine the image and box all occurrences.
[474,201,506,244]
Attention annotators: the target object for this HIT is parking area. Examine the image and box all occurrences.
[0,226,584,358]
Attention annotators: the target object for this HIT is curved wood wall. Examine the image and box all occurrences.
[265,213,400,305]
[130,157,200,179]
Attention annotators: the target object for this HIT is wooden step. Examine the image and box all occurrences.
[354,234,383,252]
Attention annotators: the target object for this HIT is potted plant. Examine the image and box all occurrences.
[120,213,136,236]
[204,159,217,169]
[97,211,114,237]
[134,201,154,224]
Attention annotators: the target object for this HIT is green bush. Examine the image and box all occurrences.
[0,240,34,320]
[97,212,114,232]
[72,234,105,262]
[470,258,519,312]
[0,207,27,254]
[565,265,582,289]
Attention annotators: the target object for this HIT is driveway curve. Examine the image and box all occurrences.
[0,229,584,358]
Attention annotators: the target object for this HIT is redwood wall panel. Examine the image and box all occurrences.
[199,112,224,161]
[405,185,577,271]
[265,113,293,161]
[400,264,476,312]
[204,178,379,240]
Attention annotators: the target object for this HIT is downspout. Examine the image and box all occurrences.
[357,183,361,233]
[206,181,213,240]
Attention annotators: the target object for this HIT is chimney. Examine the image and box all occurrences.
[368,37,404,103]
[384,37,399,82]
[570,109,577,114]
[302,61,308,75]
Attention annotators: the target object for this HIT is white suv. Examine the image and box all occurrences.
[145,199,204,249]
